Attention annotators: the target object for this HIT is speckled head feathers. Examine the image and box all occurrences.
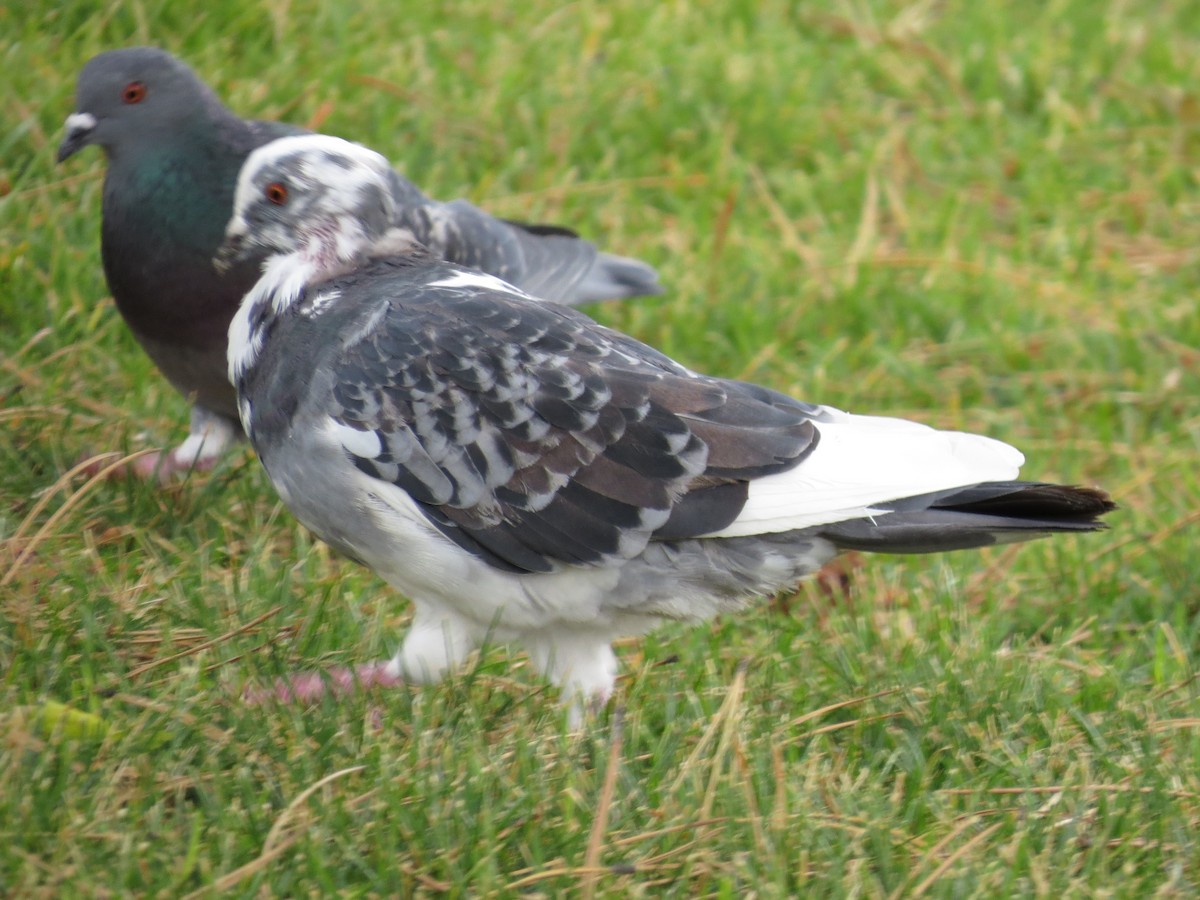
[220,134,398,274]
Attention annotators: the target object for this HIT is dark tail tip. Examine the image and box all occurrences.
[946,482,1116,524]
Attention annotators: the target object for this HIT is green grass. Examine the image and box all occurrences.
[2,0,1199,894]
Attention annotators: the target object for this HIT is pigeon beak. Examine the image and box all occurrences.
[56,112,98,163]
[214,226,249,274]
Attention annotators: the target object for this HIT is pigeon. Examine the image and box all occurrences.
[218,135,1115,719]
[57,47,661,480]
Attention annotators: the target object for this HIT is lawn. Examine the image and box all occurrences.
[2,0,1199,895]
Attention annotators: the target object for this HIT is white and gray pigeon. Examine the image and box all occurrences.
[218,135,1115,719]
[57,47,661,480]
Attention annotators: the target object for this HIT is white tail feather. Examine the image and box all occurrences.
[707,408,1025,538]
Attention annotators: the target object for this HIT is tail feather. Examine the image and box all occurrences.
[570,251,664,304]
[929,481,1115,520]
[499,219,580,239]
[505,218,662,304]
[407,199,662,306]
[819,481,1115,554]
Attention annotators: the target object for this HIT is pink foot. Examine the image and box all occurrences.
[243,663,403,705]
[131,449,218,483]
[133,448,223,482]
[75,449,218,484]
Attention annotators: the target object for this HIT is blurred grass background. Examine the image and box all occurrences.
[2,0,1198,895]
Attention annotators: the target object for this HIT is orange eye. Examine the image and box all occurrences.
[122,81,146,104]
[265,182,289,205]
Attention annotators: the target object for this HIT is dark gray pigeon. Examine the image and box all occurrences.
[217,135,1115,720]
[57,47,662,480]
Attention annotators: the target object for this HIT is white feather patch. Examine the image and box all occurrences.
[301,288,341,318]
[707,407,1026,538]
[226,297,264,384]
[238,397,254,433]
[227,254,317,382]
[428,270,532,298]
[328,420,384,459]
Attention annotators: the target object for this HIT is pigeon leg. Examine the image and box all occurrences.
[243,609,480,706]
[82,405,242,482]
[134,405,241,482]
[388,607,481,683]
[523,631,618,727]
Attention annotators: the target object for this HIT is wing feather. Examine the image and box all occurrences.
[319,259,818,572]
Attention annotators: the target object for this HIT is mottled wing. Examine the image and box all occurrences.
[325,261,819,573]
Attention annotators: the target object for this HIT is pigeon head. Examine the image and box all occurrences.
[217,134,398,277]
[57,47,225,163]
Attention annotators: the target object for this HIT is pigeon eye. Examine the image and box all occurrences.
[265,182,290,205]
[122,81,147,104]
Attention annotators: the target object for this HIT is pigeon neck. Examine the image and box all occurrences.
[103,113,253,263]
[112,97,244,172]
